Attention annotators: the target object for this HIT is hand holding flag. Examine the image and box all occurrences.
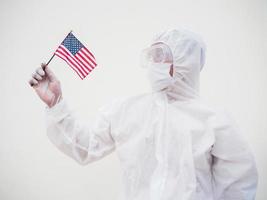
[29,31,97,107]
[29,63,62,108]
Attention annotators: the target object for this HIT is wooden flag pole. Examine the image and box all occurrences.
[42,30,73,70]
[45,54,55,66]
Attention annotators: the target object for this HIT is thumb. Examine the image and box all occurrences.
[41,63,58,82]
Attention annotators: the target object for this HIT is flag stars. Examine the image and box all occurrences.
[62,33,84,55]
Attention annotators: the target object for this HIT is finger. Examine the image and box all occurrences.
[28,79,34,86]
[32,73,42,81]
[36,67,45,76]
[29,78,38,87]
[41,63,47,70]
[44,66,58,82]
[31,75,39,83]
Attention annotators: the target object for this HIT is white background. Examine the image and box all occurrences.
[0,0,266,199]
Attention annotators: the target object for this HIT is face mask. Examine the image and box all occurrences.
[147,63,175,91]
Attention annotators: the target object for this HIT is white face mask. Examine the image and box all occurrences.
[147,63,175,91]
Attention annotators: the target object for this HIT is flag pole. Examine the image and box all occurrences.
[45,54,55,66]
[42,30,73,70]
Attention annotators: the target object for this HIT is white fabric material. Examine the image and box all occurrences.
[140,43,173,67]
[45,28,258,200]
[148,28,206,102]
[147,63,175,91]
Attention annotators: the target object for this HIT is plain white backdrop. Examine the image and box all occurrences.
[0,0,266,199]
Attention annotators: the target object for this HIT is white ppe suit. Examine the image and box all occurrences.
[45,28,258,200]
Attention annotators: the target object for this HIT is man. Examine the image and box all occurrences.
[29,28,258,200]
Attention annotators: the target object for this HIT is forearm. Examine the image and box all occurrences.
[45,99,91,164]
[45,99,115,165]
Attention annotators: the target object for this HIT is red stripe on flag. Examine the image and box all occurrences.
[59,46,89,75]
[55,52,84,79]
[55,48,86,78]
[56,48,86,78]
[83,47,96,59]
[63,46,92,74]
[80,48,97,67]
[76,51,94,70]
[74,52,92,72]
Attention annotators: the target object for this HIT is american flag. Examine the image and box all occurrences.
[54,32,97,79]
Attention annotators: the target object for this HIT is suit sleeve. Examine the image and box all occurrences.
[211,110,258,200]
[44,99,117,165]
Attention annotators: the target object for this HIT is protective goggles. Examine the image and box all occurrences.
[140,43,173,68]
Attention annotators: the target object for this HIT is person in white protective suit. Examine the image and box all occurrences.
[29,28,258,200]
